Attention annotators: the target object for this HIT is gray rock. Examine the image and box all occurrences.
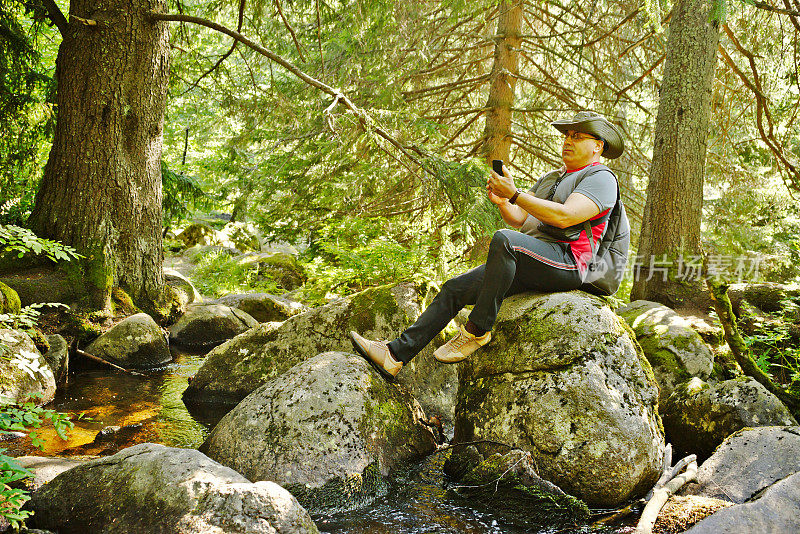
[26,443,319,534]
[617,300,715,403]
[164,268,203,307]
[681,426,800,503]
[13,456,88,491]
[683,471,800,534]
[43,334,68,385]
[168,304,258,349]
[85,313,171,369]
[183,283,458,424]
[211,292,305,322]
[451,291,664,507]
[201,351,436,514]
[0,329,56,405]
[662,377,797,459]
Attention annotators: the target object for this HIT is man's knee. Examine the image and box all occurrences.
[489,229,514,253]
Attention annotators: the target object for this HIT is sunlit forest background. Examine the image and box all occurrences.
[2,0,799,302]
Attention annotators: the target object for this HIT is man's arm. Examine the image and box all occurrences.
[488,169,600,228]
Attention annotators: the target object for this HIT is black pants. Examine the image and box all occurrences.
[388,229,583,364]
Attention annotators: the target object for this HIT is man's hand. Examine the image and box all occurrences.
[488,165,517,200]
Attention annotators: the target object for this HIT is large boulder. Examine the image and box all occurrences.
[681,426,800,503]
[0,329,56,405]
[176,222,218,248]
[26,443,319,534]
[85,313,171,369]
[201,351,436,514]
[617,300,714,403]
[210,292,305,323]
[661,377,797,459]
[449,291,664,507]
[183,283,458,423]
[683,471,800,533]
[168,304,258,350]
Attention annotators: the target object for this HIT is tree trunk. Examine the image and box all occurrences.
[630,0,720,307]
[29,0,170,311]
[480,0,522,164]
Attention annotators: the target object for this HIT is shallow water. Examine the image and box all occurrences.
[6,350,633,533]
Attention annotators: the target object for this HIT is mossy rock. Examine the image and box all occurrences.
[617,300,714,404]
[0,280,21,314]
[246,252,307,291]
[176,223,218,248]
[453,291,664,507]
[183,282,424,405]
[0,328,56,405]
[200,352,436,515]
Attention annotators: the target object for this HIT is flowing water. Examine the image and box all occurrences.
[5,349,634,533]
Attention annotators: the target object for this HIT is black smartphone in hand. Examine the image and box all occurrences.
[492,159,504,176]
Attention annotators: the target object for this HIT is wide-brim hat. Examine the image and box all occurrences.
[551,111,625,159]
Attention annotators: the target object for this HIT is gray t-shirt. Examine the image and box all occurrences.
[519,165,617,239]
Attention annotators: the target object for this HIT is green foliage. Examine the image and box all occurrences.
[191,250,281,298]
[0,0,58,225]
[743,303,800,394]
[162,161,213,225]
[0,395,77,530]
[0,224,82,262]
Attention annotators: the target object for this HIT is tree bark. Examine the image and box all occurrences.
[480,0,522,164]
[29,0,170,310]
[630,0,720,306]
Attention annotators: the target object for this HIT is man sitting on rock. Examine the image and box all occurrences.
[351,111,626,379]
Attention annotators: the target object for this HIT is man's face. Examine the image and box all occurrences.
[561,129,604,169]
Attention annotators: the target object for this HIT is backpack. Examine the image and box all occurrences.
[579,177,630,296]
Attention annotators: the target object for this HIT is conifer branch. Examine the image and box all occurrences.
[148,12,437,178]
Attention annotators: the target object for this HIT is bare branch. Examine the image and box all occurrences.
[41,0,68,35]
[750,1,800,17]
[275,0,307,62]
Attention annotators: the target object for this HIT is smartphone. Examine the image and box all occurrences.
[492,159,504,176]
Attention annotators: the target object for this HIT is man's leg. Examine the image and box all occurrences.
[387,265,486,364]
[468,229,582,332]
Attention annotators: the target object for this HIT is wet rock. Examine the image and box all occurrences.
[25,443,319,534]
[683,471,800,533]
[85,313,171,369]
[661,377,797,459]
[617,300,714,403]
[43,334,68,385]
[164,268,203,307]
[183,283,457,424]
[450,291,664,507]
[168,304,258,350]
[201,351,436,514]
[210,292,305,322]
[680,426,800,503]
[0,328,56,405]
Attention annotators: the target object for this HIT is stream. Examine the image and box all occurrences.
[5,349,634,533]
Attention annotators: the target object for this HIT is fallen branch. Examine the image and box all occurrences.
[635,445,698,534]
[75,349,146,377]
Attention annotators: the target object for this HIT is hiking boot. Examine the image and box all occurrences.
[349,331,402,379]
[434,324,491,364]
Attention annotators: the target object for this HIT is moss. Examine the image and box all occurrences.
[347,284,400,333]
[286,461,386,514]
[256,253,306,290]
[0,281,21,314]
